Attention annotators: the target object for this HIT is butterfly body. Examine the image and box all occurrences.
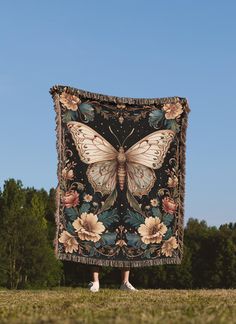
[67,121,175,215]
[117,147,127,191]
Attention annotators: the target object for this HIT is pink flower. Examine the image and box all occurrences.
[162,197,178,214]
[62,190,79,208]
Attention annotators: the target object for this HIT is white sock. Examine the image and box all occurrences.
[93,281,99,288]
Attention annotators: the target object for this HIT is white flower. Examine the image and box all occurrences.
[161,236,178,257]
[83,194,93,202]
[72,212,105,243]
[59,230,78,253]
[137,217,167,244]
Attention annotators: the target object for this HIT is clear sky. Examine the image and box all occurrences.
[0,1,235,227]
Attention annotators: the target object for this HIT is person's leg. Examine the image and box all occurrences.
[120,267,130,283]
[119,267,138,291]
[88,265,100,292]
[91,265,100,282]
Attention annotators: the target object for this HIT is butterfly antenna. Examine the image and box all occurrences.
[122,128,135,146]
[109,126,121,146]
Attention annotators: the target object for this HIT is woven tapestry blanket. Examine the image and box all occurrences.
[50,85,190,267]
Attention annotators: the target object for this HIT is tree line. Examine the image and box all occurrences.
[0,179,235,289]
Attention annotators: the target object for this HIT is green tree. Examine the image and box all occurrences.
[45,188,57,245]
[184,218,236,288]
[0,179,62,289]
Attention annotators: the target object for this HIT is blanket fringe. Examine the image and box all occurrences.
[56,252,182,268]
[50,84,191,110]
[176,99,190,258]
[51,93,62,259]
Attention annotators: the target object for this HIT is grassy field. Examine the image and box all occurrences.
[0,287,236,324]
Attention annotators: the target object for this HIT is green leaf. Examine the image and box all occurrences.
[141,250,151,258]
[99,189,118,214]
[95,241,101,248]
[164,119,180,133]
[163,227,173,240]
[66,222,75,235]
[151,207,162,218]
[162,213,174,226]
[98,208,119,227]
[89,247,95,256]
[79,203,90,214]
[148,109,164,128]
[79,103,95,122]
[126,233,143,248]
[64,207,79,221]
[124,209,144,229]
[62,110,78,123]
[126,189,145,216]
[101,232,116,246]
[141,243,148,249]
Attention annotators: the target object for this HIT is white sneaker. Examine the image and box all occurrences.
[120,281,138,291]
[88,281,99,292]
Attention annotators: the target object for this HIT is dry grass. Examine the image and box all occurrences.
[0,287,236,324]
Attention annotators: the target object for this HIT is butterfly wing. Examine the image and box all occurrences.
[125,129,175,197]
[87,160,117,196]
[126,129,175,169]
[67,121,118,195]
[87,160,119,213]
[126,162,156,198]
[67,121,118,164]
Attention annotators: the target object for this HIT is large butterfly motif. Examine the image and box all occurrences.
[67,121,175,216]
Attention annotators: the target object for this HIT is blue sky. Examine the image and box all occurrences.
[0,1,235,227]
